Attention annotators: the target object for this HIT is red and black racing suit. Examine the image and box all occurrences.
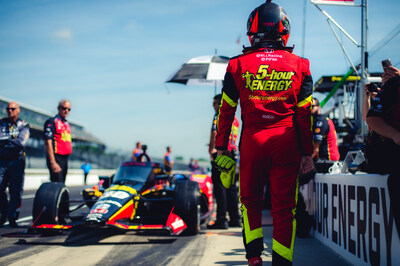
[215,46,313,263]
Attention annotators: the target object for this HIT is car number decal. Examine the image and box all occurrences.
[97,199,123,208]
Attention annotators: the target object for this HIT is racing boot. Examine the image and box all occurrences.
[248,257,262,266]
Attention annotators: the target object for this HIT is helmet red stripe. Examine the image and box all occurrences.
[250,11,259,34]
[279,21,284,33]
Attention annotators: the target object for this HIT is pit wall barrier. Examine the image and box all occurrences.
[301,173,400,265]
[23,168,116,190]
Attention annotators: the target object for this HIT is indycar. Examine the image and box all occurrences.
[31,156,213,236]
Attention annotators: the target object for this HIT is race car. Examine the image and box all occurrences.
[31,158,213,236]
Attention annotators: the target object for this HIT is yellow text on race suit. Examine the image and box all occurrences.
[248,95,288,101]
[242,65,294,92]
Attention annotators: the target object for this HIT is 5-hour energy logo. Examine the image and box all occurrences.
[243,65,294,92]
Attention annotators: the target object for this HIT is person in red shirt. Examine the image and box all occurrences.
[215,2,314,265]
[311,98,340,161]
[44,99,72,183]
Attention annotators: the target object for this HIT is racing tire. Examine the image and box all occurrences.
[174,180,201,235]
[32,182,70,225]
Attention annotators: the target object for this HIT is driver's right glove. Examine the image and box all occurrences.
[215,155,236,189]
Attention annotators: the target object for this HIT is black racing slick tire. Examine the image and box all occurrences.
[174,180,201,235]
[32,182,70,225]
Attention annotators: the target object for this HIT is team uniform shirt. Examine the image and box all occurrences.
[0,118,30,160]
[313,114,340,161]
[212,114,239,152]
[215,47,313,155]
[44,115,72,155]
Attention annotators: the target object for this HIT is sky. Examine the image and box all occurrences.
[0,0,399,162]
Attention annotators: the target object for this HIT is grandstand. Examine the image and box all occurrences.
[0,96,128,169]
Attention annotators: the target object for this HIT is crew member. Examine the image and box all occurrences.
[0,102,30,227]
[215,2,314,265]
[132,141,142,162]
[163,146,174,174]
[44,99,72,183]
[366,65,400,237]
[81,161,91,185]
[208,93,240,229]
[311,98,340,161]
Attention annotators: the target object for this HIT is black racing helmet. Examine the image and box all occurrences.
[247,1,291,47]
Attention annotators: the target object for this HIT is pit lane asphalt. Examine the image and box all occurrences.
[0,186,351,265]
[0,186,207,265]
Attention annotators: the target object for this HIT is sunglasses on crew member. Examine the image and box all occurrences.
[59,106,71,111]
[6,107,17,111]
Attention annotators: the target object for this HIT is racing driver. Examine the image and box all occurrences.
[215,1,314,265]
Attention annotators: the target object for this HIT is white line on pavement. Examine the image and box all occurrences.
[22,194,35,199]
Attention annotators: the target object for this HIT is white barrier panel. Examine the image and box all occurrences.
[24,169,116,190]
[313,173,400,265]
